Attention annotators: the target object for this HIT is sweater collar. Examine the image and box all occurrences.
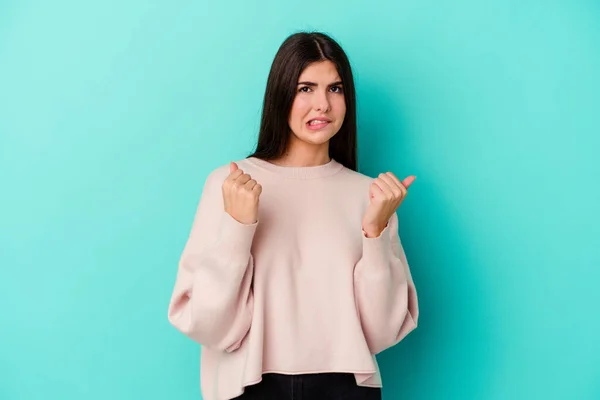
[245,156,344,179]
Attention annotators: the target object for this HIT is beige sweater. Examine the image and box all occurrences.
[167,156,419,400]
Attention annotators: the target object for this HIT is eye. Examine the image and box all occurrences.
[330,85,343,93]
[298,86,311,93]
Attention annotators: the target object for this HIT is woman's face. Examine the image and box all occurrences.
[288,60,346,150]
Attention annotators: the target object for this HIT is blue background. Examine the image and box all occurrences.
[1,0,599,399]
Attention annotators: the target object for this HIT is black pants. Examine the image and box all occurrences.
[232,372,382,400]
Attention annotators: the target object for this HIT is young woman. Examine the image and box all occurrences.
[168,31,419,400]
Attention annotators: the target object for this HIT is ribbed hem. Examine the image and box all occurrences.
[245,156,344,179]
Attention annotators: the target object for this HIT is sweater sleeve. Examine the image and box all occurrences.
[354,211,419,355]
[167,169,257,352]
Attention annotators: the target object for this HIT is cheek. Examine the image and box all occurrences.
[289,99,311,125]
[335,98,347,120]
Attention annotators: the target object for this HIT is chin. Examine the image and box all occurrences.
[299,132,337,146]
[304,126,340,140]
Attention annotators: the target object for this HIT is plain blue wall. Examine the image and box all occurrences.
[1,1,599,399]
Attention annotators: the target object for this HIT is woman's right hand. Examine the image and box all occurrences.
[222,162,262,224]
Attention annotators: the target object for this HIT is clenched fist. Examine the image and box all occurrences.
[362,172,416,238]
[222,162,262,225]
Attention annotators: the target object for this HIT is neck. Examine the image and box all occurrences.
[273,138,330,167]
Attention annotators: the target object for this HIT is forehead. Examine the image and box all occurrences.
[298,60,341,82]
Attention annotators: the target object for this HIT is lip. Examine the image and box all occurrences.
[306,117,332,131]
[307,117,332,123]
[306,120,331,130]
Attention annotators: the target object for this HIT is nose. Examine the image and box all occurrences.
[314,90,331,113]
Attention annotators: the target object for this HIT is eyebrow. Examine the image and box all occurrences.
[297,80,343,86]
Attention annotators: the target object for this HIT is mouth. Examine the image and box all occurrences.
[306,118,332,130]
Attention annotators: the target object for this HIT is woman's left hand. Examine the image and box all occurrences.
[361,172,416,238]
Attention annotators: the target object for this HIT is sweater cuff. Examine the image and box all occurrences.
[360,223,392,270]
[218,211,258,260]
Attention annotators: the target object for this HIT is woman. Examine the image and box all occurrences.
[167,31,419,400]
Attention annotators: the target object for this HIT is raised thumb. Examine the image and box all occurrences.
[402,175,416,188]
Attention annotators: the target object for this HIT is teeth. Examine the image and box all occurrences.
[309,120,328,125]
